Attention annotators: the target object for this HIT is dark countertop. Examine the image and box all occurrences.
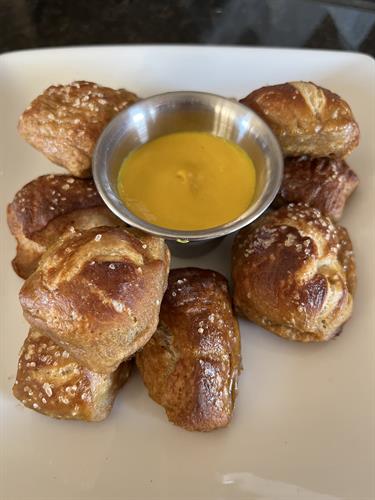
[1,0,374,56]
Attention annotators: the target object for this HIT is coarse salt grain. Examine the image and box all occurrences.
[42,383,53,397]
[112,300,125,313]
[285,234,296,247]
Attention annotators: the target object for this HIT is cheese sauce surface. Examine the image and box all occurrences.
[117,132,256,231]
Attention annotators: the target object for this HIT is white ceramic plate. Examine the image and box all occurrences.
[0,46,374,500]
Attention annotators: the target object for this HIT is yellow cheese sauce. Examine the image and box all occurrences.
[117,132,256,231]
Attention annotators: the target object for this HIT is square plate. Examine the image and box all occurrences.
[0,46,374,500]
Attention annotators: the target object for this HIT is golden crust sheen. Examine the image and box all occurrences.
[277,156,359,221]
[136,268,241,432]
[232,204,356,342]
[7,174,121,279]
[240,81,360,158]
[19,226,170,374]
[13,329,131,421]
[18,81,138,177]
